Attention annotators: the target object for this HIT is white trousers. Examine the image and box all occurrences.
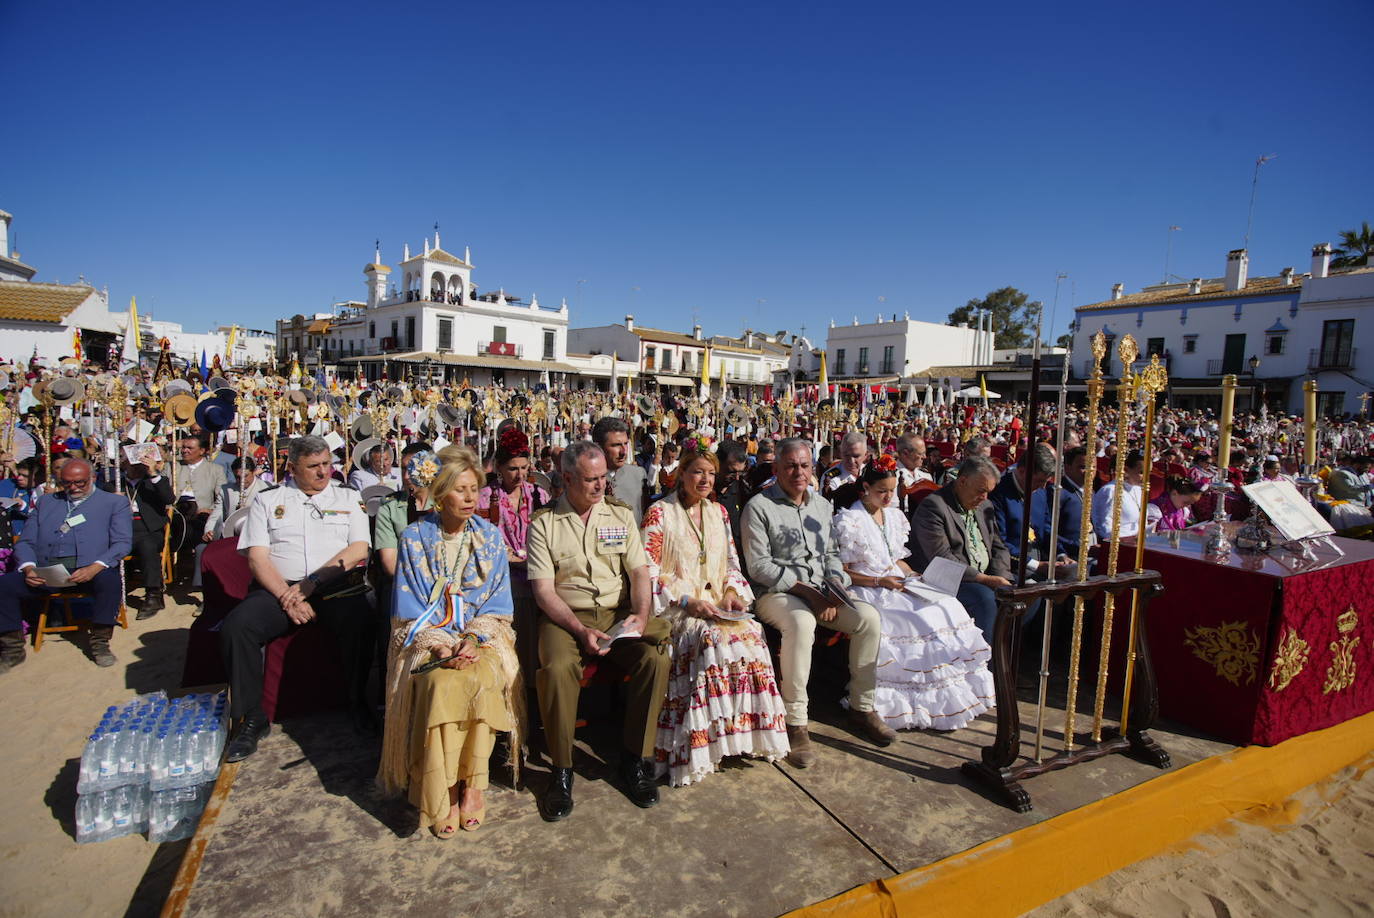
[755,592,881,726]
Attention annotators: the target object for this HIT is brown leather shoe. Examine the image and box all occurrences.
[848,709,897,747]
[785,724,815,768]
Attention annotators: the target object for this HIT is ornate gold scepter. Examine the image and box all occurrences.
[1091,334,1140,742]
[1063,331,1107,752]
[1119,353,1167,735]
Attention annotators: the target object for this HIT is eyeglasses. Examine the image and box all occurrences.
[303,500,325,521]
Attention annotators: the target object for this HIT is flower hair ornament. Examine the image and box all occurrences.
[690,434,713,454]
[873,453,899,473]
[497,426,530,458]
[405,450,440,489]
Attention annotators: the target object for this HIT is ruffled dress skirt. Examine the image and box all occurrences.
[850,583,995,731]
[653,617,790,786]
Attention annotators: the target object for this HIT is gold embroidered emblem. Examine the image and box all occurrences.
[1184,620,1261,686]
[1322,606,1359,695]
[1267,626,1309,692]
[274,505,286,519]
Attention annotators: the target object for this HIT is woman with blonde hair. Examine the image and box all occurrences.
[641,444,788,786]
[377,446,524,838]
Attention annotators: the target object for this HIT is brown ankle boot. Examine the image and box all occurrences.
[785,724,815,768]
[88,626,116,668]
[0,630,24,674]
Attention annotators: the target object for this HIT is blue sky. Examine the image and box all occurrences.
[3,0,1370,343]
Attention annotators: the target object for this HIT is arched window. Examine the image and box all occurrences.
[430,271,445,301]
[447,275,463,304]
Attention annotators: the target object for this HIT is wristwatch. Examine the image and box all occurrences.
[305,572,321,588]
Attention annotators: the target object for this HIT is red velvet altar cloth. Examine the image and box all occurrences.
[181,537,346,722]
[1120,526,1374,745]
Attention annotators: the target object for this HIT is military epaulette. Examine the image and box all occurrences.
[529,504,555,520]
[377,490,407,506]
[603,495,632,511]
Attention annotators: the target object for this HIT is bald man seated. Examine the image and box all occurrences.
[0,459,133,671]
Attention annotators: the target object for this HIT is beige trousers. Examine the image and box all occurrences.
[754,592,881,726]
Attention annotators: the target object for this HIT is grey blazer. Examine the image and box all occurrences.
[909,485,1013,583]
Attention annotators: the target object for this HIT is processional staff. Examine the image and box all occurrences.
[1120,353,1167,735]
[1091,334,1140,743]
[1063,331,1108,753]
[1032,343,1072,763]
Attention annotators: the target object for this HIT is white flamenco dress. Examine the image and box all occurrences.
[832,501,995,731]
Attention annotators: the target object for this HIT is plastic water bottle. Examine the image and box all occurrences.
[151,730,169,786]
[185,727,204,780]
[111,786,133,835]
[96,731,119,783]
[79,733,102,790]
[118,723,140,778]
[94,790,114,836]
[167,729,186,782]
[75,795,97,842]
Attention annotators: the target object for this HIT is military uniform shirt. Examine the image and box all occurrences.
[238,481,371,582]
[525,495,647,612]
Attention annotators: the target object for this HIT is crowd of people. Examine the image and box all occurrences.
[0,359,1372,839]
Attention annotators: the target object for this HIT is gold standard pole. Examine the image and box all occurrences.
[1091,334,1140,742]
[1217,373,1237,471]
[1303,379,1318,468]
[1120,354,1167,736]
[1064,331,1108,753]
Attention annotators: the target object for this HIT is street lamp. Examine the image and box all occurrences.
[1246,354,1261,413]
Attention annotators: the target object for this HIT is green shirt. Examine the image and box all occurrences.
[963,508,990,573]
[373,491,414,551]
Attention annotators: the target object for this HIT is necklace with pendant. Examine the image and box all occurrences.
[687,502,707,566]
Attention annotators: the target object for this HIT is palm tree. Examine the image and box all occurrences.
[1331,221,1373,268]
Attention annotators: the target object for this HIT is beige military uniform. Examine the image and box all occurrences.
[525,495,670,768]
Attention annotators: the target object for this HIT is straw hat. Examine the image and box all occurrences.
[351,437,387,469]
[48,377,86,406]
[163,393,198,427]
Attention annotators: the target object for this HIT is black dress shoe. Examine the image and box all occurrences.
[619,756,660,809]
[539,767,574,822]
[225,713,271,763]
[136,593,164,620]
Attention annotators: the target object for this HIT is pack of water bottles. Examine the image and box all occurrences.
[75,690,228,844]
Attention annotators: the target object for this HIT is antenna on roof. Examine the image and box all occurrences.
[1162,226,1180,284]
[1243,154,1277,251]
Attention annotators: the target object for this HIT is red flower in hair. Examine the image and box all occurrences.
[874,453,898,473]
[498,426,530,457]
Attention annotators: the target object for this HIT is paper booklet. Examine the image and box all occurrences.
[122,442,163,467]
[1241,480,1334,543]
[596,618,643,651]
[906,556,965,597]
[35,564,73,588]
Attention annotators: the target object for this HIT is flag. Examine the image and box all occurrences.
[610,351,619,396]
[70,327,83,362]
[225,325,238,364]
[699,346,711,401]
[818,350,828,394]
[199,349,209,381]
[980,372,989,407]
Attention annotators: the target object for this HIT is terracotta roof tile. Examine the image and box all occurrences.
[0,281,95,323]
[632,326,705,347]
[1076,275,1302,312]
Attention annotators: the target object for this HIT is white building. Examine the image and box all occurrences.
[328,233,575,386]
[0,209,123,365]
[1072,244,1373,416]
[821,313,994,384]
[568,316,707,392]
[113,312,276,370]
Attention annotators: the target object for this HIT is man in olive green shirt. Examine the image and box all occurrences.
[526,440,670,822]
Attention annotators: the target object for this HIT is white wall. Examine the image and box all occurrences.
[825,318,989,378]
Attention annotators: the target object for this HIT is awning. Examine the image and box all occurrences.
[340,350,578,373]
[655,375,694,387]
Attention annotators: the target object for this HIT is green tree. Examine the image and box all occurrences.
[947,287,1041,350]
[1332,221,1373,269]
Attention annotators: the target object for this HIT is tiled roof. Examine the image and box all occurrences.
[1076,275,1302,312]
[306,319,331,333]
[0,281,95,323]
[341,349,577,373]
[910,365,998,377]
[632,326,705,347]
[363,262,392,274]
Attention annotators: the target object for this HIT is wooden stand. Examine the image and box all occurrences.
[961,571,1172,813]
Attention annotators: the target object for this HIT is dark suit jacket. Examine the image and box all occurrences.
[16,487,133,570]
[909,484,1013,583]
[127,475,175,535]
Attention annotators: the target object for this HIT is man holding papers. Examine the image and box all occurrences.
[0,459,132,672]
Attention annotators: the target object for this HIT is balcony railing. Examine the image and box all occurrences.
[479,341,523,358]
[1310,347,1356,371]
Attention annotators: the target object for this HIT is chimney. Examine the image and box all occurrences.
[692,324,702,340]
[1281,267,1295,286]
[1225,249,1249,291]
[1111,283,1124,300]
[1189,277,1202,294]
[0,211,9,258]
[625,314,634,331]
[745,331,755,348]
[1311,243,1331,279]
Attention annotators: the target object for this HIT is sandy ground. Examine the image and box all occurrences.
[0,596,1370,918]
[0,597,195,918]
[1029,755,1374,918]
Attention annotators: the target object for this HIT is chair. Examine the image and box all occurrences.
[33,589,128,651]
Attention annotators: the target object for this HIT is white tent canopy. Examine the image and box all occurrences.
[957,385,1000,399]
